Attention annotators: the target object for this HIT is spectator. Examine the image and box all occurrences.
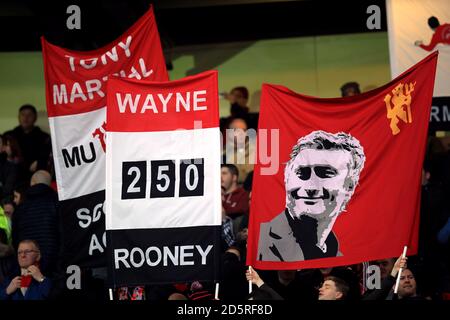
[224,87,250,120]
[187,281,215,300]
[393,268,425,300]
[318,276,349,300]
[246,267,284,300]
[220,246,248,301]
[264,270,317,301]
[221,164,250,235]
[13,183,28,207]
[245,267,351,301]
[3,104,51,181]
[0,201,15,285]
[0,239,51,300]
[0,134,20,201]
[362,255,407,300]
[12,170,60,276]
[375,258,397,282]
[223,118,256,184]
[168,292,188,300]
[221,205,235,252]
[340,82,361,97]
[243,171,253,193]
[0,206,12,247]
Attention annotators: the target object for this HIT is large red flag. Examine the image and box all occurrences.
[247,52,438,270]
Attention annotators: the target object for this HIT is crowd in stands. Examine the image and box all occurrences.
[0,84,450,301]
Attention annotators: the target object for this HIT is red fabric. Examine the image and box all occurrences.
[420,23,450,51]
[247,52,438,270]
[188,290,214,300]
[223,187,250,217]
[42,6,168,118]
[20,275,32,288]
[106,70,219,132]
[174,283,189,293]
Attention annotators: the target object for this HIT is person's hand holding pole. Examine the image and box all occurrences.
[246,266,264,289]
[394,246,408,294]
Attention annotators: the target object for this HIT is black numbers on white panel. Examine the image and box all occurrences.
[121,159,204,200]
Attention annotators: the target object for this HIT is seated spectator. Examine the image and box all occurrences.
[220,246,248,301]
[3,104,51,181]
[318,276,349,300]
[221,205,235,252]
[0,239,51,300]
[115,285,145,300]
[1,198,14,222]
[257,269,315,301]
[246,267,284,300]
[361,257,396,296]
[187,281,214,300]
[221,164,250,236]
[11,170,59,276]
[13,183,28,207]
[243,170,253,193]
[0,134,21,201]
[168,292,188,300]
[245,267,340,301]
[223,118,256,184]
[0,203,15,285]
[340,82,361,97]
[362,255,407,300]
[224,87,250,120]
[394,268,427,300]
[0,205,11,246]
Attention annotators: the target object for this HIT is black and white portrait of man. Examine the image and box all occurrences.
[257,130,366,262]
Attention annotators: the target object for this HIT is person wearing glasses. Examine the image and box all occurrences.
[0,239,51,300]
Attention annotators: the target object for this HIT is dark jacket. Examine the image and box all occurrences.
[0,275,51,300]
[0,154,18,201]
[249,283,284,300]
[4,126,51,174]
[362,275,396,300]
[12,184,60,276]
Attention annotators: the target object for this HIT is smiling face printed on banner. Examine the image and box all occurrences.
[285,149,352,219]
[285,131,365,221]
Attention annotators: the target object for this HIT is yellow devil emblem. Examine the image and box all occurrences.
[384,82,416,135]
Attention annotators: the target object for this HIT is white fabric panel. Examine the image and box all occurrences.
[387,0,450,97]
[49,107,106,200]
[106,127,222,230]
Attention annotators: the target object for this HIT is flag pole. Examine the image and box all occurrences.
[248,266,253,294]
[394,246,408,294]
[215,282,220,300]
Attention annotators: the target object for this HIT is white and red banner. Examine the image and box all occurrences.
[105,70,222,286]
[247,53,438,270]
[41,6,168,267]
[387,0,450,131]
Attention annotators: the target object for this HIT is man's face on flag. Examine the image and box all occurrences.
[285,148,353,220]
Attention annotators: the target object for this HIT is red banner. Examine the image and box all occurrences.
[107,70,219,132]
[42,6,168,117]
[247,52,438,270]
[41,6,168,267]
